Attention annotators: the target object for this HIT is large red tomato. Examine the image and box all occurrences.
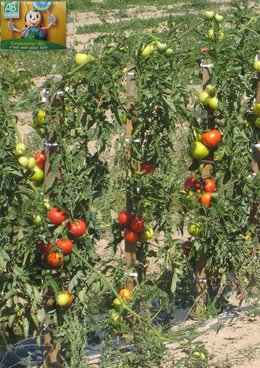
[47,207,66,225]
[124,229,139,243]
[201,129,222,148]
[34,151,46,169]
[46,251,64,268]
[68,219,87,237]
[202,178,216,192]
[56,239,74,255]
[199,192,212,207]
[130,216,144,233]
[118,211,133,227]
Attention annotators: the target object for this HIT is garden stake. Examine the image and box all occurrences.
[42,94,62,368]
[125,64,138,292]
[194,55,213,314]
[248,51,260,294]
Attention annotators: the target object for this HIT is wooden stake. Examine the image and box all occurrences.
[125,64,138,292]
[248,51,260,293]
[42,94,63,368]
[194,56,213,310]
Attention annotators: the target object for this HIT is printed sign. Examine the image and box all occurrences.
[4,1,20,19]
[0,1,66,50]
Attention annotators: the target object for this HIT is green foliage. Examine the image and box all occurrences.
[0,1,259,366]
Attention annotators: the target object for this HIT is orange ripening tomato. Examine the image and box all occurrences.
[118,288,132,302]
[46,251,64,268]
[199,192,212,207]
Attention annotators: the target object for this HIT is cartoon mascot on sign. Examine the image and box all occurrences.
[8,10,56,40]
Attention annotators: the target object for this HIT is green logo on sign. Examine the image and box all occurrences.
[4,1,20,19]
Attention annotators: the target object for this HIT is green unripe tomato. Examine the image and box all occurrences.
[57,292,69,307]
[75,53,94,65]
[15,143,27,157]
[33,214,42,225]
[165,48,174,57]
[155,41,167,51]
[112,298,122,311]
[208,96,219,110]
[18,156,29,168]
[30,166,44,182]
[215,14,224,23]
[208,29,214,39]
[199,91,209,105]
[36,109,46,126]
[27,157,36,169]
[188,223,201,237]
[205,84,215,96]
[139,227,154,242]
[253,60,260,72]
[141,44,155,58]
[110,311,123,326]
[43,199,51,210]
[204,10,215,20]
[253,103,260,117]
[255,117,260,128]
[218,31,224,40]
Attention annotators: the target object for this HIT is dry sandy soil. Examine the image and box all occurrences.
[12,3,260,367]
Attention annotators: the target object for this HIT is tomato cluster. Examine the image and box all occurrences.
[38,207,87,269]
[117,211,154,243]
[184,175,216,208]
[190,129,222,160]
[109,288,132,331]
[15,143,46,183]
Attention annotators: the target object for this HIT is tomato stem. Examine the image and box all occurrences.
[13,119,22,144]
[71,248,141,321]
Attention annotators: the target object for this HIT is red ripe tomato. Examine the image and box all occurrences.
[118,211,133,227]
[201,129,222,148]
[184,176,196,190]
[56,239,74,255]
[34,151,46,169]
[199,192,212,207]
[47,207,66,225]
[118,288,132,301]
[124,229,139,243]
[68,219,87,237]
[200,47,209,54]
[46,251,64,268]
[202,178,216,192]
[130,216,144,233]
[39,242,53,255]
[140,162,155,175]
